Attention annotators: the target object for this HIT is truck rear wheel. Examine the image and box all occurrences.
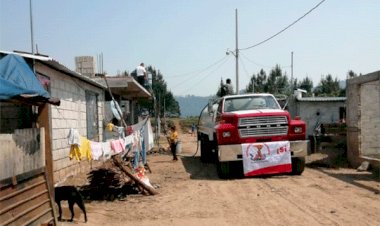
[291,157,305,175]
[200,138,212,163]
[217,161,230,179]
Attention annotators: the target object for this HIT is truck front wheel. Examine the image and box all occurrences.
[291,157,305,175]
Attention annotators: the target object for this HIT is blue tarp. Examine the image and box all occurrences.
[0,54,50,100]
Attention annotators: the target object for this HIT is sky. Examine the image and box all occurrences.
[1,0,379,97]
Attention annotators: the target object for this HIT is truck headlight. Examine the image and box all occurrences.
[294,127,302,133]
[222,131,231,137]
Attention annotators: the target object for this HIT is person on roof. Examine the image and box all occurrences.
[136,63,147,87]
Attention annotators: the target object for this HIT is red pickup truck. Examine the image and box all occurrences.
[197,93,309,178]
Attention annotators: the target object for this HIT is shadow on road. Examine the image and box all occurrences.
[181,156,220,180]
[310,167,380,194]
[306,149,380,194]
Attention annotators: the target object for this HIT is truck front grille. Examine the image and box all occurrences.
[238,116,288,138]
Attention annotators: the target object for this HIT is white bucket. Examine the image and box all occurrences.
[176,140,182,154]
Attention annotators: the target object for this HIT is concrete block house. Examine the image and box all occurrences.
[1,51,153,184]
[287,90,346,137]
[346,71,380,169]
[0,51,107,184]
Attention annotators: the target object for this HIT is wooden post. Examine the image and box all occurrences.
[112,155,158,195]
[38,103,54,198]
[44,168,58,225]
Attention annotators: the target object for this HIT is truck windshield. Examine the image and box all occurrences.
[223,95,280,112]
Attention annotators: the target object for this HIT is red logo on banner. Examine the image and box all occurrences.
[245,143,271,161]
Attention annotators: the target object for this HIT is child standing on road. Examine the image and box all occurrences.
[167,125,178,161]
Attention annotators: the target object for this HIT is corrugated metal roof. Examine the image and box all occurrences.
[93,76,152,99]
[1,50,152,99]
[40,60,106,89]
[0,50,106,89]
[297,96,346,102]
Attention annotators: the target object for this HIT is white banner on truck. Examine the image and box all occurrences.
[242,141,292,176]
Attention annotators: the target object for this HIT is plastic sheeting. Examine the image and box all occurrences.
[0,54,50,100]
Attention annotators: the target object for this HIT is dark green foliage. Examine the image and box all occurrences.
[314,74,342,97]
[245,65,291,96]
[138,66,180,117]
[246,69,267,93]
[297,77,314,97]
[244,65,347,97]
[347,70,358,78]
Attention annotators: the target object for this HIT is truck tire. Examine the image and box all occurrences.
[217,161,230,179]
[200,138,212,163]
[291,157,305,175]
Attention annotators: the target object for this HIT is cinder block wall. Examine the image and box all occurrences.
[37,64,105,183]
[347,71,380,168]
[298,101,345,136]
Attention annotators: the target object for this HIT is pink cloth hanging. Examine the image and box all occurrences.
[110,138,125,154]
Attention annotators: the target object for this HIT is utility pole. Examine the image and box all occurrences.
[291,51,294,91]
[235,8,239,94]
[29,0,34,54]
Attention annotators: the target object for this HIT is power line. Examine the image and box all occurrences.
[240,0,326,51]
[239,56,251,80]
[171,55,230,88]
[165,55,230,78]
[240,52,273,69]
[240,52,291,69]
[176,56,231,94]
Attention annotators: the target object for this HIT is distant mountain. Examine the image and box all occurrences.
[175,95,212,117]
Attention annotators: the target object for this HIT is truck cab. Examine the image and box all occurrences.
[198,93,309,178]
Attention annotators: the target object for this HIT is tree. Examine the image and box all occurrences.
[297,77,313,96]
[246,69,266,93]
[314,74,342,97]
[276,73,290,95]
[246,66,290,95]
[266,65,290,95]
[142,66,180,117]
[347,70,358,79]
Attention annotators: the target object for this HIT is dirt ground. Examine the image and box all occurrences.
[58,122,380,226]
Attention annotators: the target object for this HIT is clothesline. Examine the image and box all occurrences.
[67,117,154,169]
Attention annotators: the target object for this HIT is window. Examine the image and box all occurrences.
[85,91,99,141]
[223,95,280,112]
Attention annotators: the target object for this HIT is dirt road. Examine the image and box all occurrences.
[60,126,380,226]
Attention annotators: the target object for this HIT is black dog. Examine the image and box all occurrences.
[54,186,87,222]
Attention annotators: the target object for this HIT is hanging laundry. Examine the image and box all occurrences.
[131,118,147,133]
[131,118,154,153]
[101,142,112,160]
[90,141,103,160]
[143,119,154,152]
[132,131,141,169]
[126,126,133,135]
[69,136,92,161]
[67,128,80,146]
[110,138,125,154]
[124,134,134,146]
[139,128,147,165]
[116,126,125,138]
